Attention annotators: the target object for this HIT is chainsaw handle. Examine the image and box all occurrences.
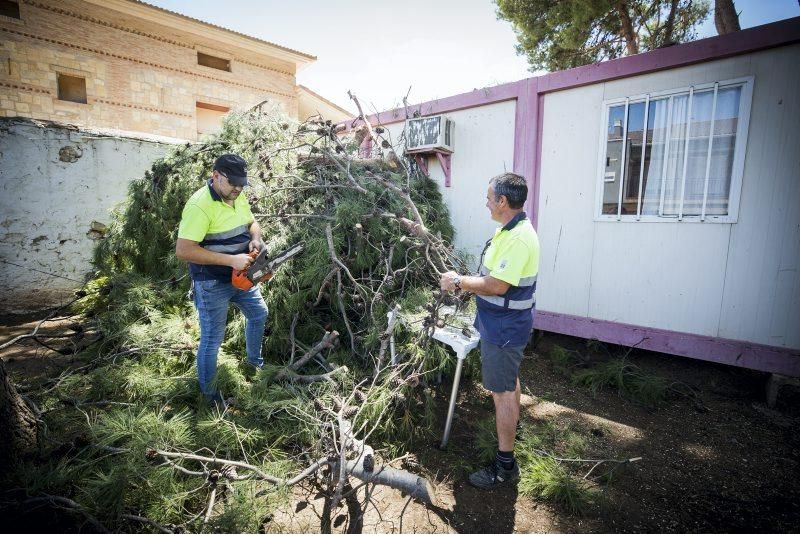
[230,250,258,290]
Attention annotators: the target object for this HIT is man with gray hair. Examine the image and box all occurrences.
[440,172,540,490]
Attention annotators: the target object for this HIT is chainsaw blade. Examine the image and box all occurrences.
[248,242,304,283]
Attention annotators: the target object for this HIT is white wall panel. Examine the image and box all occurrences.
[588,223,730,335]
[536,44,800,349]
[601,56,753,101]
[536,85,605,317]
[718,45,800,348]
[382,100,517,269]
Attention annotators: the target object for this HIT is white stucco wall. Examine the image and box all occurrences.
[536,44,800,349]
[0,119,176,313]
[382,100,517,268]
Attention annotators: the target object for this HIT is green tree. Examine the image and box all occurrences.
[496,0,711,72]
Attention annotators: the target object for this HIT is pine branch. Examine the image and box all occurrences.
[149,449,331,487]
[287,330,339,373]
[280,366,348,384]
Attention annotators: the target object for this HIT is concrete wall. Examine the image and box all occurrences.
[0,0,301,139]
[536,45,800,350]
[0,118,175,313]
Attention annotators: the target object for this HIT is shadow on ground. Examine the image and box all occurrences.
[403,331,800,533]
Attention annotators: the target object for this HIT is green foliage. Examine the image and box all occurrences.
[515,423,595,514]
[93,408,194,451]
[12,456,82,496]
[474,418,499,464]
[547,345,580,376]
[627,371,671,407]
[572,358,669,406]
[211,352,251,399]
[516,420,588,461]
[473,416,595,514]
[496,0,710,71]
[15,104,467,529]
[208,483,286,532]
[518,455,595,515]
[195,413,266,456]
[585,339,606,354]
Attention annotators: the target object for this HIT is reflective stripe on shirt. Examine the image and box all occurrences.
[203,241,250,254]
[477,294,536,309]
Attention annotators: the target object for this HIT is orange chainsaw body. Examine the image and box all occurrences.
[231,249,261,290]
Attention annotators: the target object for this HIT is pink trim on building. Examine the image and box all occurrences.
[513,78,538,223]
[536,311,800,377]
[531,92,545,229]
[358,81,522,130]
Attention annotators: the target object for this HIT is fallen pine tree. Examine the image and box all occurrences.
[1,98,475,531]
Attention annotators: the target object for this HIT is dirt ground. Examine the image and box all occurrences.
[268,333,800,533]
[2,315,799,533]
[0,313,91,378]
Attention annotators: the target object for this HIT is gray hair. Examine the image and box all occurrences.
[489,172,527,209]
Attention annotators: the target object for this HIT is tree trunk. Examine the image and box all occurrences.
[0,358,38,469]
[616,1,640,55]
[715,0,741,35]
[662,0,680,44]
[344,460,437,506]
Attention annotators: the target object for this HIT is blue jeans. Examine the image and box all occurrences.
[192,278,268,399]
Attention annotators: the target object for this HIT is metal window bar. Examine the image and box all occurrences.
[658,96,674,217]
[617,98,630,220]
[700,83,720,221]
[636,95,651,220]
[678,86,695,220]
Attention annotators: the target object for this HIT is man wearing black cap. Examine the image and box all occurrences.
[176,154,268,405]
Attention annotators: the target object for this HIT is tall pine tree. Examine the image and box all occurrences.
[496,0,711,71]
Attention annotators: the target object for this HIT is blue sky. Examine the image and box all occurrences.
[146,0,799,113]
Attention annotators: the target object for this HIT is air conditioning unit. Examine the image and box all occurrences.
[405,115,454,153]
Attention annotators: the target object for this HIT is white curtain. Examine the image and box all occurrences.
[705,86,741,215]
[661,94,689,216]
[641,98,669,215]
[683,91,715,216]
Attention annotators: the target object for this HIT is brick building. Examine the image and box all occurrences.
[0,0,350,139]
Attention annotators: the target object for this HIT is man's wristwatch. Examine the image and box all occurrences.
[453,275,462,291]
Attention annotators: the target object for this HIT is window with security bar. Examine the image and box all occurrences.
[597,77,753,222]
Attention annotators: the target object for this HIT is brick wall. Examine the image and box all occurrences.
[0,0,301,139]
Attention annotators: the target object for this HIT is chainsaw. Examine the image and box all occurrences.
[231,242,304,290]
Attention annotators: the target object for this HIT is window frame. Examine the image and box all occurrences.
[594,76,754,224]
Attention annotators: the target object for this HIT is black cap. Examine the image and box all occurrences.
[213,154,248,186]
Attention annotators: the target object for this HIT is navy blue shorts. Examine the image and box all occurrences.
[480,341,525,393]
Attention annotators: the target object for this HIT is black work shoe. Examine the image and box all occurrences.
[468,461,520,490]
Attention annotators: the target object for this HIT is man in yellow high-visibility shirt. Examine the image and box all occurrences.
[440,172,539,490]
[176,154,268,407]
